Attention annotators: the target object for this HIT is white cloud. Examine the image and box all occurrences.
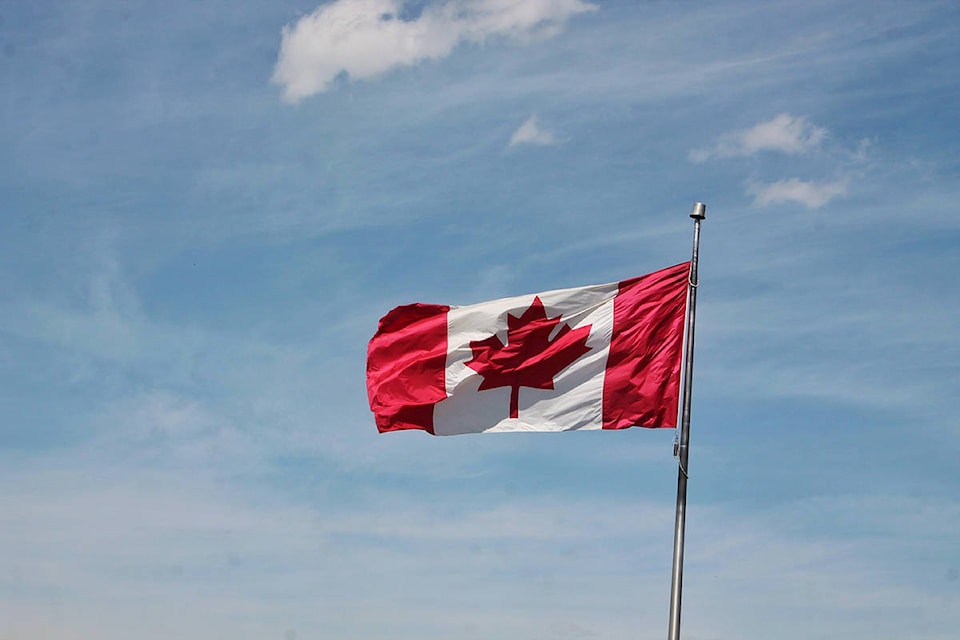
[509,114,557,146]
[748,177,848,209]
[690,113,827,162]
[272,0,597,102]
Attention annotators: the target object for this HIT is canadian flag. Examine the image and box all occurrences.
[366,262,690,435]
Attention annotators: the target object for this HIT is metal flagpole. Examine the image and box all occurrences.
[667,201,706,640]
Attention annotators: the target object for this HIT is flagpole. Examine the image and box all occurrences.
[667,201,706,640]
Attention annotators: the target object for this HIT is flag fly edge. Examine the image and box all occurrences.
[367,303,449,434]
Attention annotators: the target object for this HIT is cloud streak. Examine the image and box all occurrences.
[690,113,827,162]
[748,177,848,209]
[272,0,597,102]
[509,114,557,146]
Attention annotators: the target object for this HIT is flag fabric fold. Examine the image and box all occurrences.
[366,262,690,435]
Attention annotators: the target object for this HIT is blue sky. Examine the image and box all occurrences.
[2,0,959,638]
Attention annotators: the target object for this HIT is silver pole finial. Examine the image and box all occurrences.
[690,202,706,220]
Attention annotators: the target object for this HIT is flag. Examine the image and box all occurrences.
[366,262,690,435]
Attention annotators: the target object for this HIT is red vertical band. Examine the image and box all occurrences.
[602,262,689,430]
[367,303,450,434]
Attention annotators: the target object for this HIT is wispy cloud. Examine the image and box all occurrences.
[4,449,957,640]
[688,113,853,208]
[273,0,597,102]
[690,113,827,162]
[748,177,848,209]
[509,114,557,147]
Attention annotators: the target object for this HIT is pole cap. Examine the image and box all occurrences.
[690,202,706,220]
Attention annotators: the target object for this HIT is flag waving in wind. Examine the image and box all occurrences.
[366,262,690,435]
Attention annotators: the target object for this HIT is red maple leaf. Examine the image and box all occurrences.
[466,297,592,419]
